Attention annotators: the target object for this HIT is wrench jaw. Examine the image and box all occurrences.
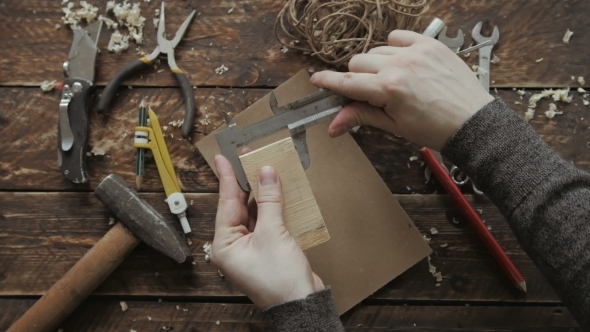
[437,26,464,53]
[471,21,500,44]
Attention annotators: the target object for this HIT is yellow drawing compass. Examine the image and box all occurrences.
[134,107,191,234]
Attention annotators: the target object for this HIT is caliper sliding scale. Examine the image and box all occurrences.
[216,89,350,192]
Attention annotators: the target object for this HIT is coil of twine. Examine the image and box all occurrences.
[274,0,429,67]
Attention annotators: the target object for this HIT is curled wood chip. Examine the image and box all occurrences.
[120,301,128,312]
[40,80,58,92]
[578,87,586,93]
[280,46,289,53]
[583,99,589,106]
[215,64,229,75]
[535,58,543,63]
[203,242,212,262]
[430,227,438,235]
[440,243,448,248]
[409,156,418,162]
[91,146,106,155]
[563,29,574,44]
[578,76,585,85]
[108,217,115,225]
[545,103,562,119]
[491,54,500,64]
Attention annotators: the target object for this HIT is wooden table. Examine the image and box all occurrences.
[0,0,588,330]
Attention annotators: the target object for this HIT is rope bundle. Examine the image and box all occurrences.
[274,0,429,67]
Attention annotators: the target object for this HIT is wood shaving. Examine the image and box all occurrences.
[216,320,221,325]
[583,99,589,106]
[203,242,212,262]
[108,217,115,225]
[228,4,236,13]
[487,226,492,230]
[452,217,459,224]
[153,18,159,28]
[434,272,443,282]
[430,227,438,235]
[578,76,585,85]
[215,64,229,75]
[406,186,411,191]
[176,305,180,310]
[161,327,173,331]
[409,156,418,162]
[563,29,574,44]
[55,24,61,30]
[218,270,224,278]
[308,67,315,73]
[514,101,521,105]
[120,301,128,312]
[280,46,289,53]
[427,255,436,275]
[578,87,586,93]
[111,1,146,44]
[182,308,188,312]
[40,80,58,92]
[422,235,431,243]
[107,30,130,53]
[471,65,488,77]
[517,89,525,96]
[535,58,543,63]
[529,88,571,109]
[91,146,106,155]
[148,316,152,321]
[440,243,448,248]
[491,54,500,64]
[131,329,137,332]
[545,103,563,119]
[61,1,99,29]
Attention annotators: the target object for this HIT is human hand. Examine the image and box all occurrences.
[211,154,325,309]
[310,30,494,151]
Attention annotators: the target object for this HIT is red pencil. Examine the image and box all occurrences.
[420,147,527,292]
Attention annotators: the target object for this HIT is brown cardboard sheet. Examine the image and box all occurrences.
[196,70,432,314]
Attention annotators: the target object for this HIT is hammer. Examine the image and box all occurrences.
[8,174,192,332]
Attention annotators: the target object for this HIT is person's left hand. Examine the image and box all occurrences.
[211,154,325,309]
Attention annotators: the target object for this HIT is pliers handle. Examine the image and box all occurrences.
[96,55,195,138]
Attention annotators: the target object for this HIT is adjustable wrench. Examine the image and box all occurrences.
[437,26,464,53]
[471,22,499,92]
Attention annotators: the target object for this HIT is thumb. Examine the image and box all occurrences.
[328,102,398,137]
[255,166,284,232]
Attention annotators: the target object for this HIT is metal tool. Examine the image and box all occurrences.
[471,21,499,92]
[437,26,464,53]
[455,40,493,56]
[7,174,191,332]
[134,108,192,233]
[97,2,197,138]
[57,20,103,183]
[216,90,350,191]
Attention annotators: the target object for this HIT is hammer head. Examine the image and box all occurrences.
[94,174,191,263]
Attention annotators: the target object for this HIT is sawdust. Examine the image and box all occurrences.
[107,30,130,53]
[544,103,562,119]
[215,64,229,75]
[61,1,99,29]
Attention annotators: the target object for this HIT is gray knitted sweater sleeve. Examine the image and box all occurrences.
[441,98,590,329]
[263,98,590,330]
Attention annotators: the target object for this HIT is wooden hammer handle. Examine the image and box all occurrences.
[8,223,140,332]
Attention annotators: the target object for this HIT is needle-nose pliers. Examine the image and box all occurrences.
[97,2,196,138]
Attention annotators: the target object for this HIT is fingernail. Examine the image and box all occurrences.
[329,126,348,137]
[259,166,277,186]
[310,73,317,83]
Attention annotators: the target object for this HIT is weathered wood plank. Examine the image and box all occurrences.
[0,299,579,331]
[1,87,588,193]
[0,192,560,302]
[0,0,588,87]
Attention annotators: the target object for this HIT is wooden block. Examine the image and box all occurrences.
[239,137,330,250]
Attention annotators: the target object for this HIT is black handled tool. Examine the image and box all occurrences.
[96,2,197,138]
[57,20,103,183]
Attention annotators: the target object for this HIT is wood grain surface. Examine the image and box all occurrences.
[0,0,588,88]
[240,137,330,251]
[1,88,588,194]
[0,300,579,331]
[0,192,559,302]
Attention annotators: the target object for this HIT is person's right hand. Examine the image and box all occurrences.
[310,30,494,151]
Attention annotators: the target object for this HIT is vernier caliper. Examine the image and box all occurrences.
[215,90,350,191]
